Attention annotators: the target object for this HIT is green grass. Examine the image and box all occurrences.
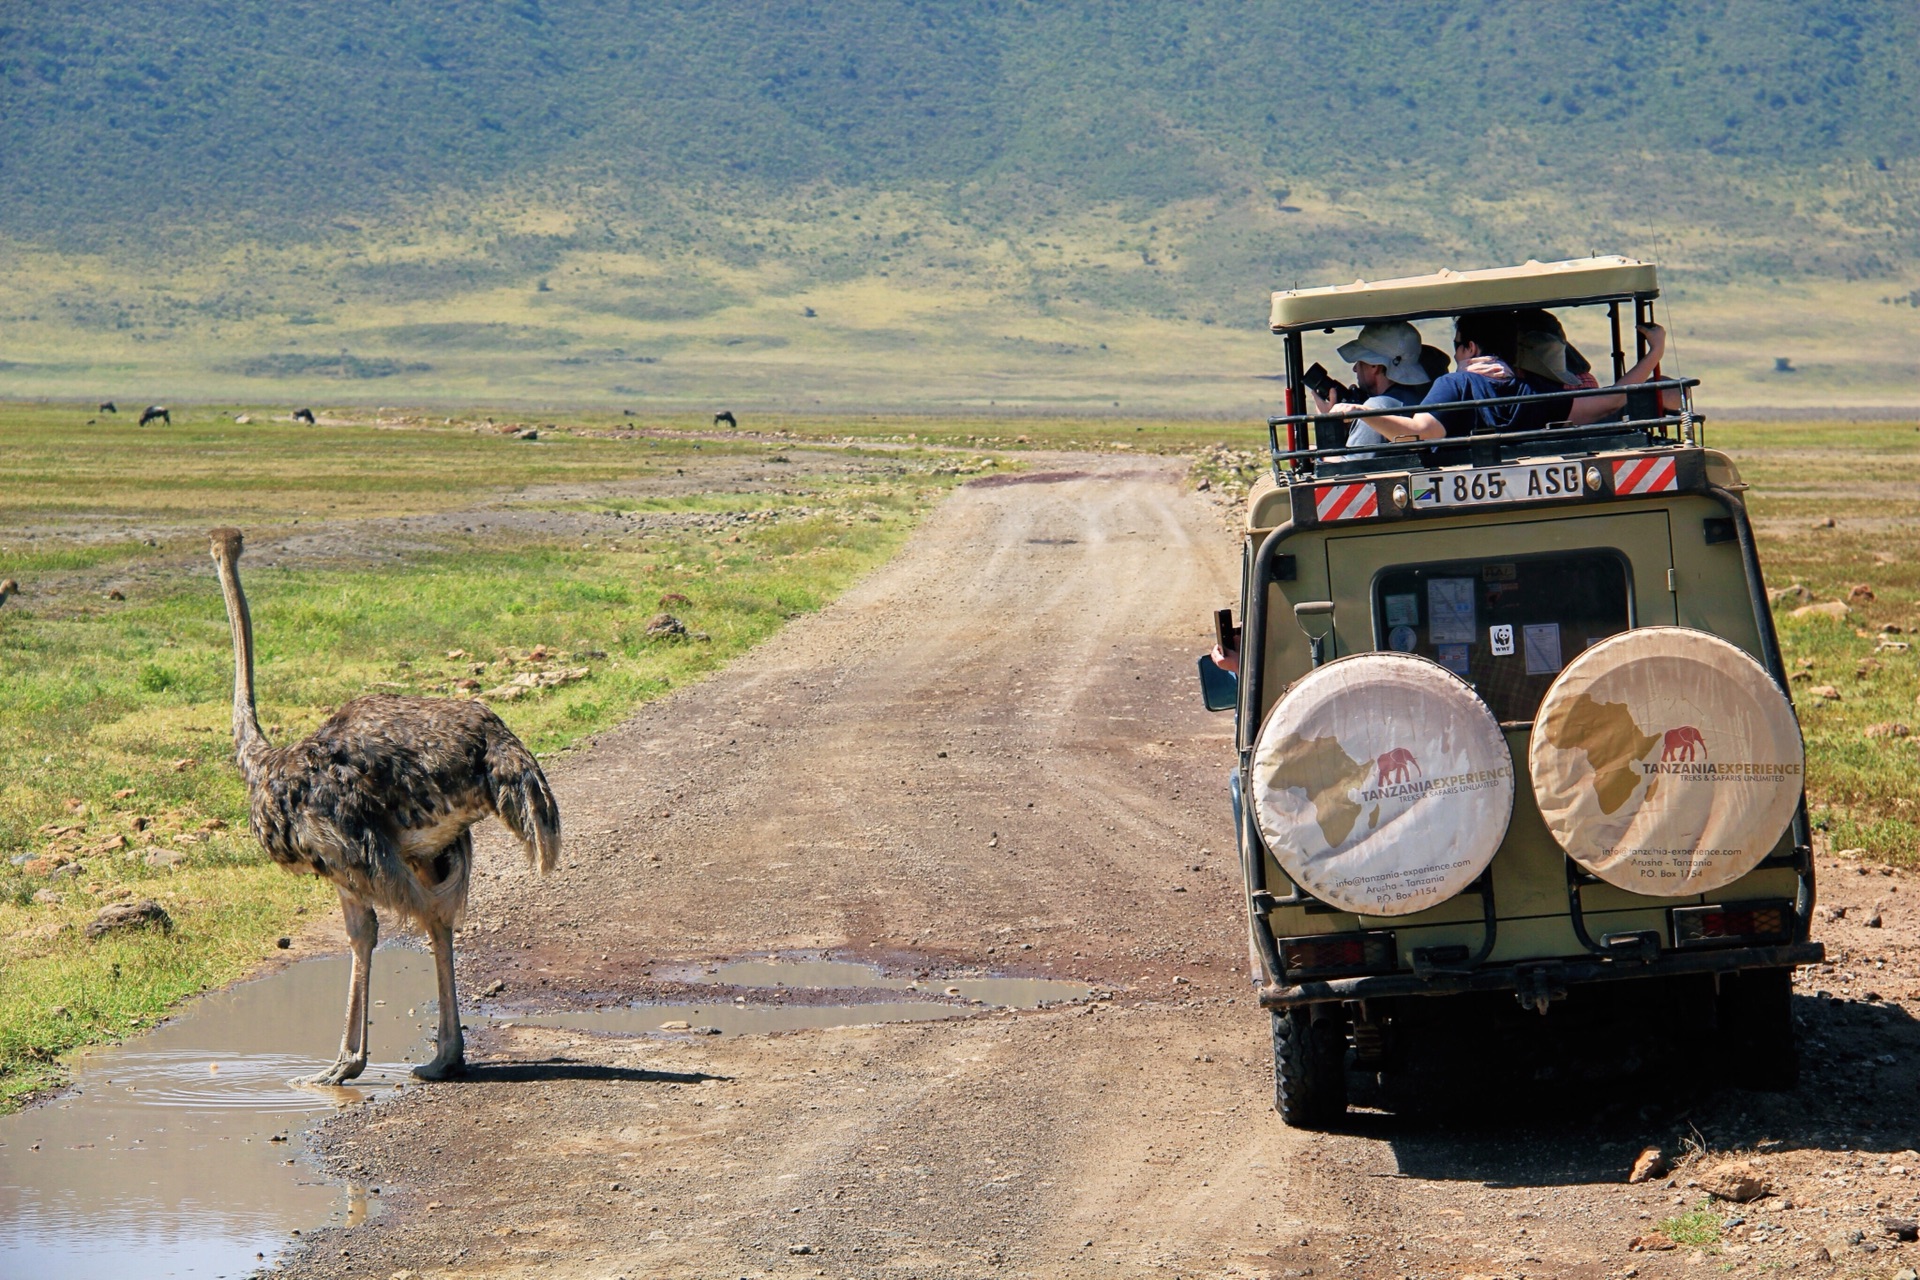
[0,403,967,1108]
[1660,1201,1723,1249]
[1710,420,1920,866]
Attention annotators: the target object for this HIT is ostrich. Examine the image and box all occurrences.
[99,401,118,414]
[293,407,317,425]
[0,579,17,607]
[139,405,171,426]
[209,527,560,1083]
[713,410,737,429]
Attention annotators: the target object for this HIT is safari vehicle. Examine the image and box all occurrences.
[1219,256,1822,1127]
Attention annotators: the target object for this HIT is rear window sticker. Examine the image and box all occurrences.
[1426,578,1477,645]
[1490,623,1516,656]
[1388,624,1419,653]
[1436,643,1471,675]
[1384,593,1420,628]
[1524,622,1564,675]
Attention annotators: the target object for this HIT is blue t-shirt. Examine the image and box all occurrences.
[1421,370,1518,437]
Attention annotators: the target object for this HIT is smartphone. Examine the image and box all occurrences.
[1214,607,1238,652]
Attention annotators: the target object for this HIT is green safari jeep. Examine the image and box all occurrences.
[1219,257,1822,1127]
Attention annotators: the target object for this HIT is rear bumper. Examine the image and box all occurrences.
[1257,940,1824,1010]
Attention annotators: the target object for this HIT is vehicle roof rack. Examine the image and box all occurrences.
[1270,255,1658,333]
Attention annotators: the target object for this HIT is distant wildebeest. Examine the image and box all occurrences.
[714,410,738,429]
[293,407,317,425]
[138,405,170,426]
[99,401,117,414]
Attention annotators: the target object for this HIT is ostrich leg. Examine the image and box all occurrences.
[414,918,466,1080]
[303,891,376,1086]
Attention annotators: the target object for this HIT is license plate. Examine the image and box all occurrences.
[1409,461,1585,509]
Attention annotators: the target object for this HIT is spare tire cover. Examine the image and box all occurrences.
[1252,652,1514,917]
[1529,626,1804,897]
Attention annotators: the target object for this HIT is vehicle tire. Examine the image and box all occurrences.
[1719,967,1798,1091]
[1273,1007,1348,1128]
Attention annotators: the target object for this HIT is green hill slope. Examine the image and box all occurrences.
[1,1,1916,410]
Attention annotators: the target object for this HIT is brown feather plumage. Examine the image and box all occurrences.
[209,527,560,1083]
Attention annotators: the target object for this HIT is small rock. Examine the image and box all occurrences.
[1809,684,1842,700]
[85,898,172,939]
[276,937,292,949]
[105,588,125,601]
[1849,583,1877,603]
[1811,1246,1831,1262]
[32,889,65,904]
[48,862,84,881]
[144,850,186,868]
[1895,1267,1920,1280]
[1884,1219,1919,1242]
[1867,911,1884,928]
[112,788,136,800]
[1699,1159,1771,1203]
[1866,722,1913,740]
[645,612,688,637]
[485,979,506,996]
[1823,904,1848,921]
[789,1244,815,1256]
[1793,602,1852,621]
[234,413,252,424]
[659,592,693,607]
[1629,1231,1676,1251]
[170,757,196,772]
[659,1020,692,1031]
[1629,1147,1669,1183]
[1768,583,1814,607]
[1814,515,1836,528]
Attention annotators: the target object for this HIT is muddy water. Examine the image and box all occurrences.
[508,957,1092,1037]
[0,951,1087,1277]
[0,949,440,1280]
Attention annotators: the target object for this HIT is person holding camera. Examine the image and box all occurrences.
[1305,320,1433,455]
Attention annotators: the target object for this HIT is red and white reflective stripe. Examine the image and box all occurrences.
[1611,455,1678,495]
[1314,482,1378,521]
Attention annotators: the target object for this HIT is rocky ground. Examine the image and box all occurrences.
[262,455,1920,1280]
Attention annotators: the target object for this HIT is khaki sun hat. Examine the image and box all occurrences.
[1516,329,1574,385]
[1335,321,1432,386]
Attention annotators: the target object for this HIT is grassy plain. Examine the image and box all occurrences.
[0,406,1913,1110]
[0,405,984,1106]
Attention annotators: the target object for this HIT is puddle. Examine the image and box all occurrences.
[508,957,1091,1038]
[0,951,1087,1277]
[0,948,440,1280]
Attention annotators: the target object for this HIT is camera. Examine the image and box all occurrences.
[1303,362,1350,402]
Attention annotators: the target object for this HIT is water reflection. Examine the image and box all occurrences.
[0,948,439,1280]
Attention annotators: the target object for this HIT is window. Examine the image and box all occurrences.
[1371,551,1632,722]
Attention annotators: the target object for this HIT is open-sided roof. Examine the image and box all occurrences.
[1269,255,1659,333]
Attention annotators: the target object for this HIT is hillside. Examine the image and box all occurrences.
[1,1,1916,411]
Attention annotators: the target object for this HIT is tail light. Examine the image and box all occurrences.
[1277,931,1396,979]
[1670,900,1792,948]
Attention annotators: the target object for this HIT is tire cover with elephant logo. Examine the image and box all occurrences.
[1529,626,1804,897]
[1251,652,1514,917]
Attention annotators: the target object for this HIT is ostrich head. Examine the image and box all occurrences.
[208,527,268,768]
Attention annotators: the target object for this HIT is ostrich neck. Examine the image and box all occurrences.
[214,554,269,773]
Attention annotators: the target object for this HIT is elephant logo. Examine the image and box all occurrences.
[1661,726,1707,762]
[1376,747,1421,784]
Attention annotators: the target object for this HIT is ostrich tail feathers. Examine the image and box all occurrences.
[484,723,561,874]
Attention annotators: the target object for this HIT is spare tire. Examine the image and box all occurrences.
[1251,652,1514,917]
[1529,627,1803,897]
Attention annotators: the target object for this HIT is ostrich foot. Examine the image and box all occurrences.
[412,1039,466,1081]
[298,1056,368,1087]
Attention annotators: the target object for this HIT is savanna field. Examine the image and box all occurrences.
[0,406,1914,1108]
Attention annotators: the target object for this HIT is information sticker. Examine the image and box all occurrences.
[1385,593,1420,628]
[1388,625,1419,653]
[1436,643,1471,676]
[1426,578,1477,645]
[1489,624,1516,656]
[1524,623,1564,675]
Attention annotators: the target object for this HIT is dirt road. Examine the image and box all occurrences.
[280,457,1920,1280]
